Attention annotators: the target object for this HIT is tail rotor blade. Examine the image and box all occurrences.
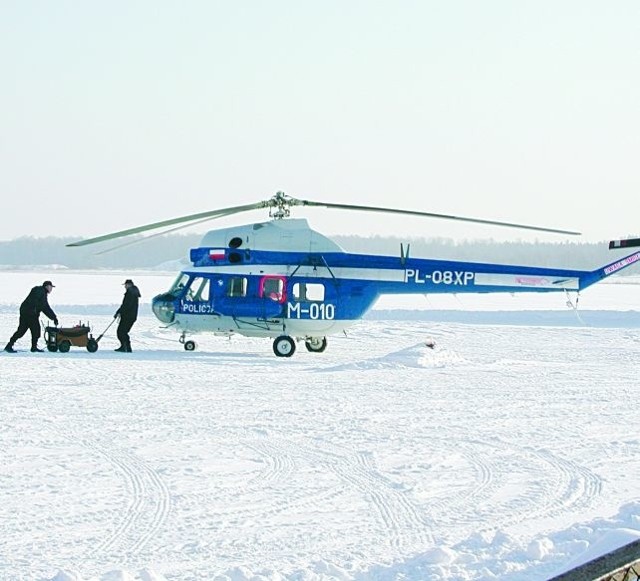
[609,237,640,249]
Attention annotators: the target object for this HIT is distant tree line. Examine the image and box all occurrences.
[336,235,624,270]
[0,235,199,270]
[0,233,636,273]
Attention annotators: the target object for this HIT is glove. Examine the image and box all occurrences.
[114,312,119,319]
[53,318,59,326]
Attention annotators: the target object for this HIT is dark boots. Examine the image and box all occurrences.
[4,342,45,352]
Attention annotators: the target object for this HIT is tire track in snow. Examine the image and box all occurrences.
[85,439,145,556]
[250,437,434,550]
[239,440,346,519]
[189,439,343,534]
[449,446,497,512]
[30,371,172,560]
[473,441,604,531]
[245,440,296,485]
[406,437,504,527]
[513,446,603,522]
[68,435,171,558]
[418,436,603,533]
[128,450,172,555]
[356,449,435,548]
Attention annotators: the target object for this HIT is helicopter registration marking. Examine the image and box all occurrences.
[287,302,335,320]
[404,269,474,285]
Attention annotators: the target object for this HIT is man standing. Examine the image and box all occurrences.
[114,279,141,353]
[4,280,58,353]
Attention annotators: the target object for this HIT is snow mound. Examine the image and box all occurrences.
[320,342,467,371]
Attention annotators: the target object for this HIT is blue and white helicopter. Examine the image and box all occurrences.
[69,192,640,357]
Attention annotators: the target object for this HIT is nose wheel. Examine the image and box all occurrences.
[179,332,197,352]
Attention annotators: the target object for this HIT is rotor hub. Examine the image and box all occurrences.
[266,191,298,219]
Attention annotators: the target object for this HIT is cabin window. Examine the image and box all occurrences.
[185,277,210,302]
[259,276,286,303]
[227,277,247,298]
[292,282,325,302]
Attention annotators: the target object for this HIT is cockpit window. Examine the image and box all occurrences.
[292,282,324,302]
[227,277,247,298]
[169,273,190,297]
[185,277,210,301]
[169,274,210,301]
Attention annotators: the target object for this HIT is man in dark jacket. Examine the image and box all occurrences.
[114,279,141,352]
[4,280,59,353]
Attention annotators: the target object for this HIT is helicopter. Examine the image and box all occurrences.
[68,192,640,357]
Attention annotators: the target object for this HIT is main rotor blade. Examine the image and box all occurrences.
[66,201,265,247]
[92,210,243,255]
[295,199,581,236]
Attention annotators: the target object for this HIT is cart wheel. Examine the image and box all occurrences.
[87,339,99,353]
[47,344,58,353]
[184,340,196,351]
[58,340,71,353]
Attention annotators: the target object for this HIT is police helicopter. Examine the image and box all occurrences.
[68,192,640,357]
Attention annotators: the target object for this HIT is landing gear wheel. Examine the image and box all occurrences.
[47,344,58,353]
[273,335,296,357]
[184,340,197,351]
[86,338,99,353]
[305,337,327,353]
[58,340,71,353]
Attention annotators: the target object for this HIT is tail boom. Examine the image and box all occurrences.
[579,250,640,290]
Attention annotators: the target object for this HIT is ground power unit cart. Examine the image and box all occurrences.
[44,322,99,353]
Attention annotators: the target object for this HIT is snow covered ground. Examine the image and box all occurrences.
[1,270,639,581]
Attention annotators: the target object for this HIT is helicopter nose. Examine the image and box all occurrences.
[152,293,176,324]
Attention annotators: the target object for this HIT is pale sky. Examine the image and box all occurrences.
[1,1,638,244]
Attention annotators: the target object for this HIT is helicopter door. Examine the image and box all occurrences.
[220,275,253,317]
[259,275,286,319]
